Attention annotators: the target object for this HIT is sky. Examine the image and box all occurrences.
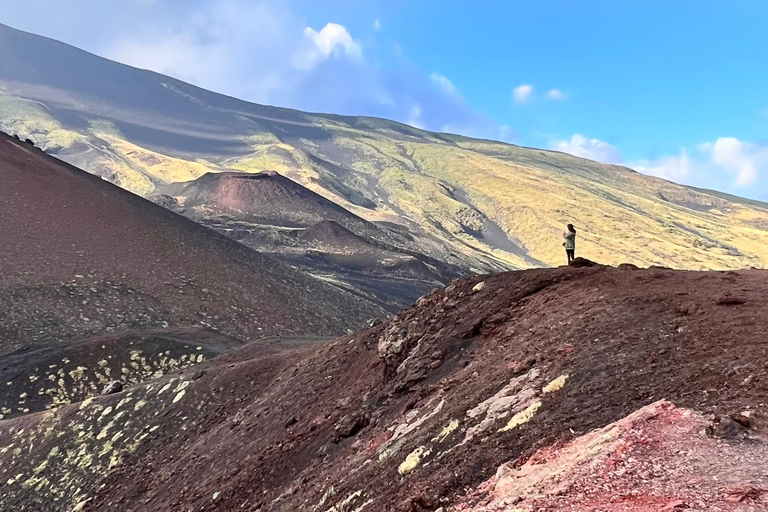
[1,0,767,200]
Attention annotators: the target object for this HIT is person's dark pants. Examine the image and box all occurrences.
[566,249,575,263]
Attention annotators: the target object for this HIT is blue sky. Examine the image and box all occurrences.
[2,0,767,200]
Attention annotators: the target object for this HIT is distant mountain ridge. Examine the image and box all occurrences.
[1,22,767,271]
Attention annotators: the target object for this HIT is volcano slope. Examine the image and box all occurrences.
[2,264,767,511]
[155,171,463,310]
[158,171,381,235]
[0,131,386,418]
[3,22,768,272]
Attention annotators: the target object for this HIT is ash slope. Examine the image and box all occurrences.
[0,328,241,420]
[2,22,767,271]
[2,265,767,511]
[160,171,378,234]
[156,171,463,310]
[0,131,387,359]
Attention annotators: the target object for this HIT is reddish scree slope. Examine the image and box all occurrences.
[1,264,767,511]
[0,133,386,356]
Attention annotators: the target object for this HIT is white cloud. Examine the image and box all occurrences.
[546,88,564,100]
[708,137,765,187]
[552,134,623,164]
[407,105,424,129]
[628,137,767,195]
[631,150,692,182]
[553,132,765,194]
[109,34,205,85]
[430,72,460,98]
[513,84,533,104]
[373,18,381,31]
[106,0,303,103]
[9,0,511,143]
[295,22,362,70]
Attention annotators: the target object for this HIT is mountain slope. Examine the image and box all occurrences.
[1,22,767,271]
[0,131,386,360]
[154,171,463,310]
[158,170,389,238]
[2,265,767,511]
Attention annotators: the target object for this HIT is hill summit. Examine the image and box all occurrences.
[161,171,376,232]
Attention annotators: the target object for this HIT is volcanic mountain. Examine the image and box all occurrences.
[0,131,387,416]
[154,171,463,309]
[159,171,377,233]
[2,264,767,511]
[2,22,766,272]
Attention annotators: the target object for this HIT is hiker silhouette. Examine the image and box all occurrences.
[563,224,576,264]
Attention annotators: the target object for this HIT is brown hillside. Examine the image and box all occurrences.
[298,220,374,249]
[0,131,386,359]
[2,264,767,510]
[162,171,379,233]
[158,172,464,310]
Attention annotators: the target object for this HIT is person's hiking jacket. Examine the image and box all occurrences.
[563,231,576,250]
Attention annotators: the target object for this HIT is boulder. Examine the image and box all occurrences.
[569,257,597,268]
[101,380,124,395]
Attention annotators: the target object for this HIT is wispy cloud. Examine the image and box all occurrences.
[430,72,460,99]
[546,88,564,100]
[552,133,766,198]
[293,23,362,69]
[373,18,381,31]
[552,134,622,164]
[97,0,511,141]
[513,84,533,104]
[407,105,424,129]
[702,137,767,187]
[631,150,692,183]
[632,138,768,190]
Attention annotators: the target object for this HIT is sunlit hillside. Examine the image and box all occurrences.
[1,22,767,271]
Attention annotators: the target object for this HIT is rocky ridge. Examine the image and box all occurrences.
[1,264,767,510]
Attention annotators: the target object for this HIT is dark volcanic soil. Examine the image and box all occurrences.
[0,327,241,420]
[156,172,464,310]
[0,132,387,357]
[2,265,767,511]
[160,171,379,235]
[298,220,375,249]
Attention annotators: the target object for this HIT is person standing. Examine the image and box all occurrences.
[563,224,576,264]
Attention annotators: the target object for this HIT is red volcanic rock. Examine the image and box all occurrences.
[454,401,768,511]
[568,257,598,268]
